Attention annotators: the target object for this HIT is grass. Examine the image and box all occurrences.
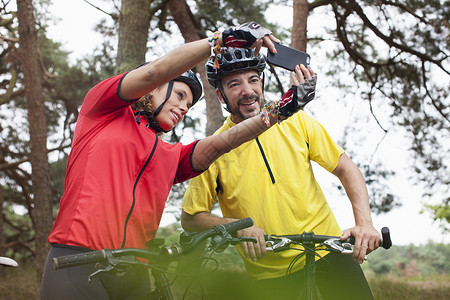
[369,274,450,300]
[0,265,39,300]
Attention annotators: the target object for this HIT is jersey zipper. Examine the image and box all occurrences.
[121,134,158,248]
[255,137,275,184]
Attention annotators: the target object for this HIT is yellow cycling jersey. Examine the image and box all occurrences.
[182,111,345,280]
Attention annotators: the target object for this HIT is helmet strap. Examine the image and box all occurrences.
[261,72,266,100]
[133,80,175,134]
[133,110,167,133]
[217,84,234,115]
[153,80,174,117]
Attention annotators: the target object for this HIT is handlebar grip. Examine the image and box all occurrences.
[180,217,255,252]
[381,227,392,249]
[345,227,392,249]
[53,250,107,270]
[221,217,254,233]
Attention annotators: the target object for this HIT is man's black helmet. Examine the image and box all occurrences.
[174,70,203,105]
[205,48,266,88]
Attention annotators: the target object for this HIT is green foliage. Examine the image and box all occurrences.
[422,197,450,233]
[49,155,68,206]
[365,242,450,277]
[1,188,34,262]
[195,0,273,29]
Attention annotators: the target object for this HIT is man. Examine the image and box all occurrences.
[181,47,380,299]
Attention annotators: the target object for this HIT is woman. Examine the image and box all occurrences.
[40,22,302,299]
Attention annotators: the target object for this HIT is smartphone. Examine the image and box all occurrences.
[267,43,311,71]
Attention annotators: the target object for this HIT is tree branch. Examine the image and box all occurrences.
[0,144,71,172]
[0,67,18,105]
[380,0,429,24]
[0,35,18,43]
[421,61,450,123]
[81,0,118,21]
[343,0,449,75]
[37,48,56,79]
[267,63,285,95]
[309,0,335,10]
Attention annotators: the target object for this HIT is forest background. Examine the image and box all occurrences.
[0,0,448,298]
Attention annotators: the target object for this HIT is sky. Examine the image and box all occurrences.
[44,0,449,246]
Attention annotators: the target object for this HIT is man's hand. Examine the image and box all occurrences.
[237,225,267,262]
[279,65,317,119]
[341,224,381,264]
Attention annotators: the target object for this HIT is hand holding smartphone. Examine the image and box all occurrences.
[267,44,310,71]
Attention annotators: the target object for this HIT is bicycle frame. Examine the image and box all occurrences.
[303,233,317,300]
[151,267,175,300]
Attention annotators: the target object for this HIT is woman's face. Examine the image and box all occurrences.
[151,81,193,131]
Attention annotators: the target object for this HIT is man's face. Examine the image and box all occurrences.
[218,70,263,124]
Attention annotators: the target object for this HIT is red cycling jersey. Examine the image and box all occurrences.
[48,73,202,250]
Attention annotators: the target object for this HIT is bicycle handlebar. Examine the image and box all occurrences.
[53,217,254,270]
[222,216,254,232]
[178,217,254,252]
[265,227,392,252]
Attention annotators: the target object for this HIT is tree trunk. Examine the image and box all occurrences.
[167,0,224,136]
[291,0,309,51]
[16,0,53,286]
[0,187,4,279]
[116,0,152,73]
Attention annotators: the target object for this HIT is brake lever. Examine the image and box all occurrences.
[266,237,292,252]
[87,251,137,282]
[210,229,258,253]
[323,238,353,254]
[88,263,115,282]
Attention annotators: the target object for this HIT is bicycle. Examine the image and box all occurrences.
[53,217,256,300]
[264,227,392,300]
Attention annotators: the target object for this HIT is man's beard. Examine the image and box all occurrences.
[234,93,262,120]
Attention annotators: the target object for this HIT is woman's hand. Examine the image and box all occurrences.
[221,21,279,55]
